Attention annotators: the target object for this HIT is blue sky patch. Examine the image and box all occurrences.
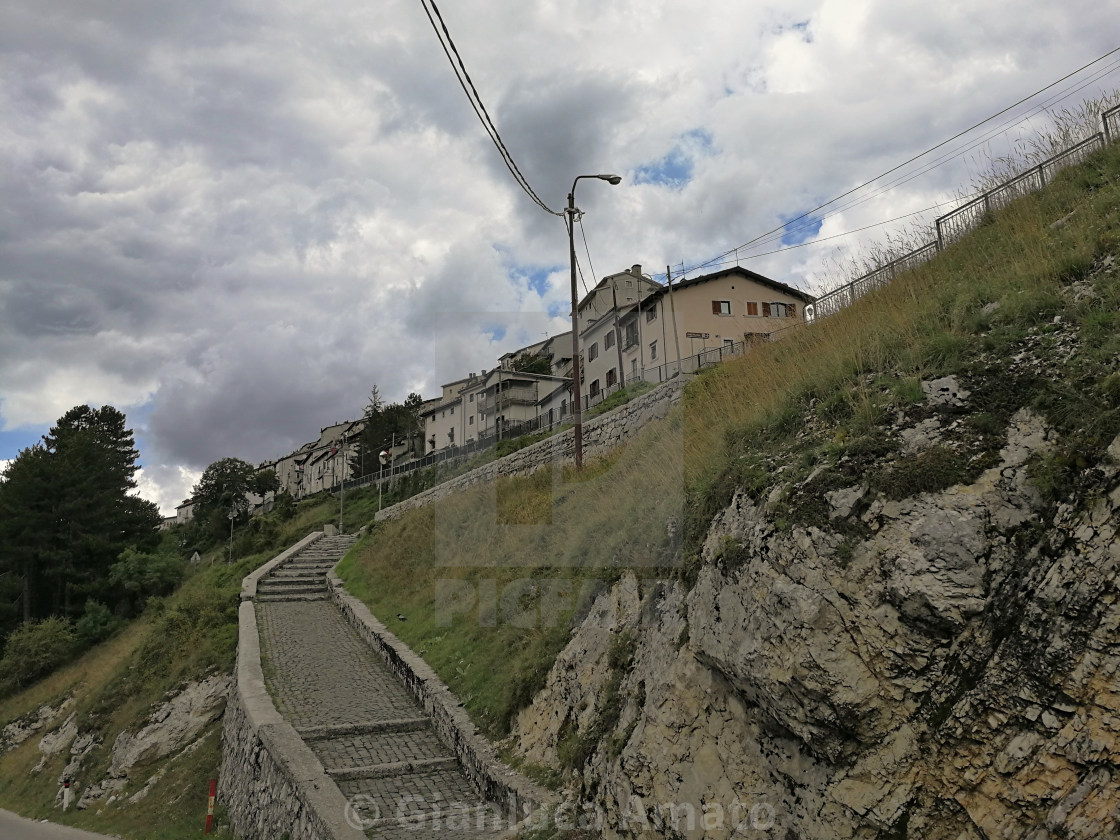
[0,425,48,462]
[780,211,824,246]
[484,324,507,343]
[634,129,715,189]
[525,267,552,298]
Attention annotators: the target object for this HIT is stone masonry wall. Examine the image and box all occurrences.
[376,377,687,522]
[219,574,365,840]
[328,574,555,825]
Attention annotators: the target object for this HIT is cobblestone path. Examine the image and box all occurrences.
[256,535,505,839]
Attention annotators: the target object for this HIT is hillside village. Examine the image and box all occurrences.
[169,263,814,525]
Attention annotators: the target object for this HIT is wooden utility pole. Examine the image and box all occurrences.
[666,265,683,377]
[611,286,625,388]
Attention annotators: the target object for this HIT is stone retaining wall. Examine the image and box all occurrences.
[219,544,366,840]
[375,377,687,522]
[328,573,555,823]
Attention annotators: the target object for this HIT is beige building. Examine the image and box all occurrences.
[271,418,363,498]
[577,264,815,405]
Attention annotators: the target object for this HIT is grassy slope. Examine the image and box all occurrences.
[0,487,381,839]
[339,141,1120,742]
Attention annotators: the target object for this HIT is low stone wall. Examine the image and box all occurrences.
[219,542,365,840]
[376,377,687,522]
[328,574,555,823]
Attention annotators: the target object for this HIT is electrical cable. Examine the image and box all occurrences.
[769,55,1120,250]
[419,0,563,217]
[577,213,599,289]
[667,45,1120,279]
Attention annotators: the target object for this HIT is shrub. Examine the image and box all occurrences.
[109,547,185,614]
[0,616,78,694]
[76,599,121,645]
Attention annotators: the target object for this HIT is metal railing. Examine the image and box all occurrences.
[807,104,1120,324]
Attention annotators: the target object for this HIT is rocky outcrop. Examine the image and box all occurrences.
[75,672,230,809]
[2,696,73,754]
[512,401,1120,838]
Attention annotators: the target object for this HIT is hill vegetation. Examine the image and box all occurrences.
[2,98,1118,840]
[339,134,1120,758]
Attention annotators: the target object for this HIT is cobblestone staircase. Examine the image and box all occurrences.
[256,534,505,839]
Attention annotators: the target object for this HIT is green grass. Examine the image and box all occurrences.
[339,139,1120,751]
[0,485,373,838]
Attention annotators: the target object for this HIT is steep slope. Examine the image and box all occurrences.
[0,491,371,839]
[503,146,1120,837]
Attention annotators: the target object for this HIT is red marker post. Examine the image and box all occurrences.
[205,779,216,835]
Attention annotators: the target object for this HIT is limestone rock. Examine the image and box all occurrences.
[33,712,78,773]
[510,400,1120,839]
[107,672,230,778]
[922,375,970,406]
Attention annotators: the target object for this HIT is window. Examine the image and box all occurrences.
[589,379,601,398]
[469,393,474,402]
[625,279,633,287]
[469,416,474,425]
[771,302,788,318]
[606,368,617,387]
[747,301,759,316]
[561,399,567,417]
[604,331,615,349]
[712,300,731,316]
[650,340,658,360]
[589,342,599,361]
[724,338,734,348]
[625,322,638,347]
[450,405,455,415]
[631,359,638,377]
[787,303,797,318]
[646,307,657,323]
[762,302,771,317]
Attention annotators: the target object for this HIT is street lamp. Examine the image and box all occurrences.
[378,449,390,512]
[227,509,236,565]
[567,173,621,470]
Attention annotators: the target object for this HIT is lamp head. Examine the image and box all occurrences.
[599,174,622,185]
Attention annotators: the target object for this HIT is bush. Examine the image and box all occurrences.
[0,616,78,694]
[109,548,185,613]
[76,599,122,645]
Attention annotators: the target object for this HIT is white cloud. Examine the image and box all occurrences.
[134,465,203,518]
[1,0,1117,480]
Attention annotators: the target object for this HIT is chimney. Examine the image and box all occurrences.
[631,264,642,278]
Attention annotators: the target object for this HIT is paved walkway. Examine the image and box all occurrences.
[0,809,116,840]
[256,535,504,839]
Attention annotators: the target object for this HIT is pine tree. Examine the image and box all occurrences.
[0,405,159,637]
[349,388,424,478]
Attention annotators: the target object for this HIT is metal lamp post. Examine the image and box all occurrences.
[378,449,390,512]
[567,173,621,470]
[227,509,236,565]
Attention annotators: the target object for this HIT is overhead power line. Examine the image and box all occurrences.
[419,0,563,217]
[769,54,1120,251]
[671,44,1120,280]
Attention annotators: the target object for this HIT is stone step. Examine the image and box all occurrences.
[257,579,325,592]
[325,756,460,781]
[353,804,504,838]
[254,592,330,603]
[297,717,430,740]
[269,569,329,579]
[306,725,452,773]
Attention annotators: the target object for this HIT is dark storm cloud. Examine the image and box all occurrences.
[2,0,1119,515]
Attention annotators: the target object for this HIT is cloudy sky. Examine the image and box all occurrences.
[2,0,1118,513]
